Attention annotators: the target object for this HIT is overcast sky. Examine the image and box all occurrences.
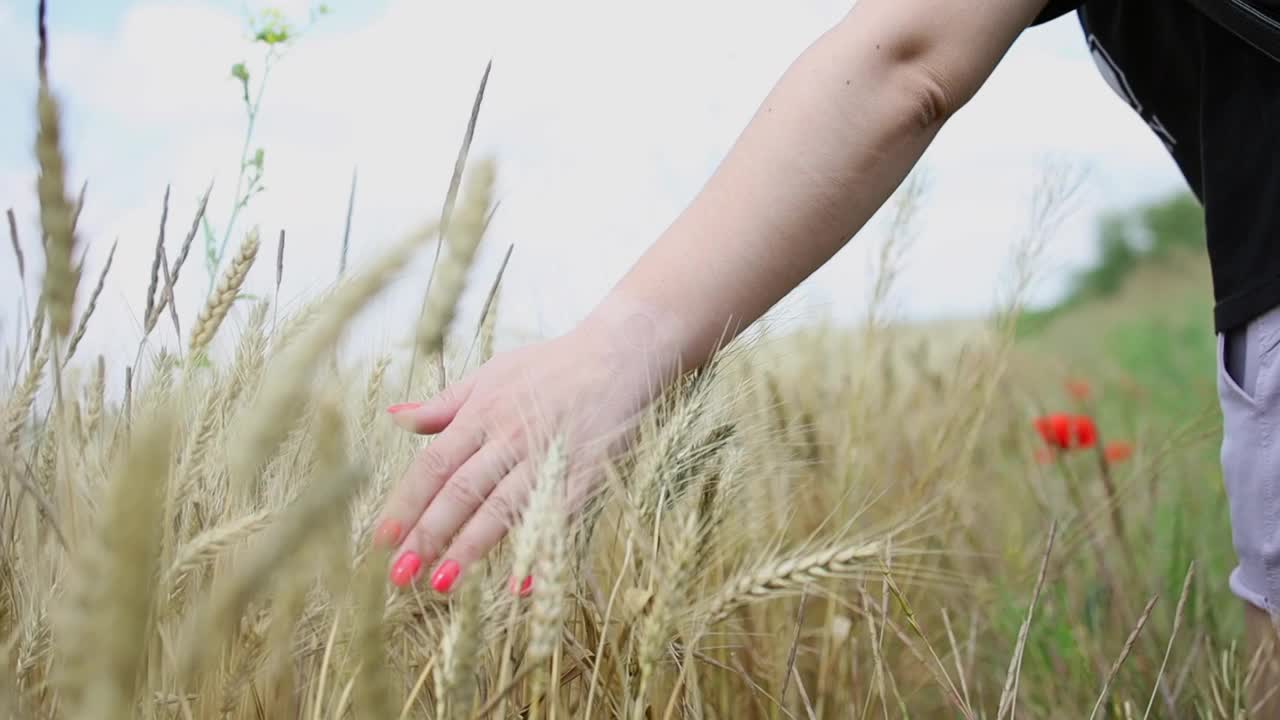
[0,0,1188,371]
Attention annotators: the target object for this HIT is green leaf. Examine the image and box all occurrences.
[201,216,219,273]
[253,147,265,170]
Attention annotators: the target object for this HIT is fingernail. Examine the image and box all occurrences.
[390,551,422,587]
[508,575,534,596]
[373,519,402,549]
[387,402,422,414]
[431,559,461,593]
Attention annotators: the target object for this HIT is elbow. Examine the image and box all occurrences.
[844,22,971,132]
[898,62,962,130]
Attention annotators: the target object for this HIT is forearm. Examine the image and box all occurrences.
[586,22,948,376]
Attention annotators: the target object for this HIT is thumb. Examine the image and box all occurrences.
[388,373,478,435]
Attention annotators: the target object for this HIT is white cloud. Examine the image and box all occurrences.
[0,1,1188,373]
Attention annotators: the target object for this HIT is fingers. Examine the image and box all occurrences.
[376,425,483,571]
[388,372,478,435]
[393,443,519,589]
[428,461,534,594]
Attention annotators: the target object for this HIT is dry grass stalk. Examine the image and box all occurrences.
[143,185,170,330]
[996,521,1057,720]
[189,228,261,357]
[471,242,512,368]
[6,208,22,281]
[157,242,182,341]
[881,570,974,720]
[1089,593,1161,720]
[275,228,286,294]
[62,238,117,367]
[35,81,80,338]
[407,62,491,392]
[150,182,212,330]
[1144,562,1195,719]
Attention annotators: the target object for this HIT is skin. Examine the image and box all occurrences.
[375,0,1055,588]
[376,6,1280,704]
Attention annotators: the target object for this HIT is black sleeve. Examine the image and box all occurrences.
[1032,0,1084,26]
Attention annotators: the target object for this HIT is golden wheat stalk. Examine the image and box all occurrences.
[702,539,889,625]
[150,182,212,330]
[62,238,116,367]
[353,547,396,720]
[165,509,275,590]
[178,461,367,679]
[189,228,260,357]
[4,345,48,454]
[228,221,437,499]
[527,445,569,667]
[434,577,482,719]
[143,185,170,330]
[35,82,80,338]
[415,160,494,361]
[67,406,174,720]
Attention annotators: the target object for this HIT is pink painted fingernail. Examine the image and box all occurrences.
[390,551,422,587]
[431,560,461,593]
[387,402,422,414]
[373,519,402,549]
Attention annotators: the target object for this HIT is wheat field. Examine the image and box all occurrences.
[0,6,1266,720]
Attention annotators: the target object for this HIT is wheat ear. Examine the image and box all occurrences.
[36,81,79,338]
[178,461,367,679]
[62,238,116,367]
[527,440,570,665]
[165,509,274,592]
[189,228,260,358]
[7,207,23,281]
[71,407,174,720]
[4,345,47,454]
[415,160,495,360]
[434,577,482,719]
[353,547,396,720]
[150,182,212,331]
[228,222,437,499]
[702,539,889,624]
[82,355,104,437]
[142,185,169,329]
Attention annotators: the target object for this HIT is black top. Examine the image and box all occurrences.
[1033,1,1280,331]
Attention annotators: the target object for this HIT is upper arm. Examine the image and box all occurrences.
[833,0,1054,121]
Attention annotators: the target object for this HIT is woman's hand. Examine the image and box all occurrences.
[373,312,671,593]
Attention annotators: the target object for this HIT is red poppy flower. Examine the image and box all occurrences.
[1034,414,1073,450]
[1104,441,1133,463]
[1073,415,1098,449]
[1066,378,1092,402]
